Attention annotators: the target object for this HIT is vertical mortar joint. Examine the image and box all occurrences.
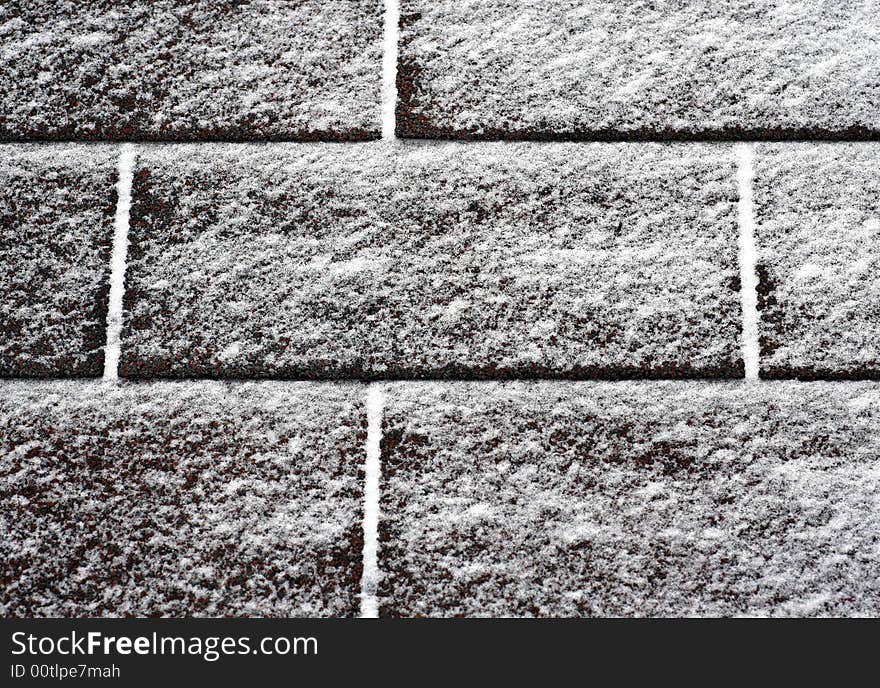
[382,0,400,140]
[103,143,136,381]
[360,385,384,618]
[736,143,761,382]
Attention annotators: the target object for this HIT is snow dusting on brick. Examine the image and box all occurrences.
[120,142,742,379]
[0,1,382,141]
[0,145,116,376]
[754,144,880,379]
[2,2,879,620]
[397,0,880,139]
[0,381,365,617]
[380,381,880,617]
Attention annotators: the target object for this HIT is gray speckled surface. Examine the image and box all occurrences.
[754,144,880,379]
[0,1,382,141]
[120,141,743,380]
[3,0,879,622]
[380,381,880,617]
[0,381,365,617]
[0,145,116,377]
[397,0,880,139]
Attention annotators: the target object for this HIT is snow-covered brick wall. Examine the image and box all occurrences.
[1,3,879,618]
[0,145,116,376]
[0,381,365,617]
[380,381,880,617]
[754,144,880,379]
[0,1,383,141]
[397,0,880,139]
[120,142,741,379]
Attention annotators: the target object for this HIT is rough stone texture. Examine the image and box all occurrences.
[0,1,381,141]
[397,0,880,140]
[0,145,116,377]
[0,381,365,617]
[121,142,742,380]
[754,144,880,379]
[380,381,880,617]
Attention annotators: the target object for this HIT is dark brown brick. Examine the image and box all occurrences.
[380,381,880,617]
[120,142,742,380]
[0,381,366,617]
[0,1,382,141]
[397,1,880,141]
[0,145,116,377]
[754,143,880,379]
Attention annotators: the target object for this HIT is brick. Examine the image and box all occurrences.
[0,381,365,617]
[396,1,880,140]
[0,145,116,377]
[754,144,880,379]
[121,142,742,380]
[0,1,382,141]
[380,381,880,617]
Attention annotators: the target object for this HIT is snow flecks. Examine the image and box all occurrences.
[380,381,880,617]
[1,3,383,139]
[0,145,120,376]
[218,341,242,362]
[360,385,384,618]
[751,144,880,377]
[736,143,760,382]
[103,144,135,381]
[382,0,399,139]
[0,381,366,617]
[396,2,879,138]
[121,143,742,378]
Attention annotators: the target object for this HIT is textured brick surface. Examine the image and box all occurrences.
[3,1,878,623]
[0,1,382,141]
[0,145,116,377]
[380,382,880,617]
[397,0,880,140]
[754,144,880,379]
[0,381,365,617]
[121,142,742,380]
